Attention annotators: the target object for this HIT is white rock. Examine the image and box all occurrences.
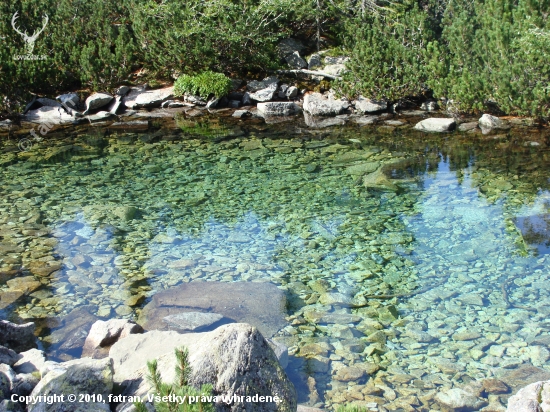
[479,114,510,133]
[24,106,75,125]
[354,97,387,113]
[86,111,115,123]
[82,319,143,359]
[303,92,348,116]
[116,86,131,96]
[506,381,550,412]
[13,349,46,374]
[84,93,114,113]
[249,84,278,102]
[414,117,456,132]
[124,86,174,109]
[256,102,301,116]
[247,77,279,92]
[107,96,122,114]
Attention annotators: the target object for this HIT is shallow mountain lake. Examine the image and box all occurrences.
[1,117,550,411]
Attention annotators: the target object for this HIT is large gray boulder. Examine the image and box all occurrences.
[414,117,456,132]
[303,93,348,116]
[82,319,143,359]
[249,84,278,102]
[257,102,301,116]
[110,324,296,412]
[506,380,550,412]
[0,321,36,352]
[28,358,113,412]
[23,107,76,125]
[354,97,387,113]
[247,77,279,93]
[124,86,174,109]
[84,93,114,114]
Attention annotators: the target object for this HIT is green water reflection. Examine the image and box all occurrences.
[0,124,549,410]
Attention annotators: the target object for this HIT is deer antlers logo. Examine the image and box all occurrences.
[11,12,49,56]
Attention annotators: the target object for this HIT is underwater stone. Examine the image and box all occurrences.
[162,312,224,332]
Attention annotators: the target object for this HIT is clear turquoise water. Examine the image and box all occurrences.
[0,124,549,410]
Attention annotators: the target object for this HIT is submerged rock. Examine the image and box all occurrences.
[435,388,487,411]
[303,112,345,128]
[363,169,398,191]
[162,312,224,332]
[138,281,287,338]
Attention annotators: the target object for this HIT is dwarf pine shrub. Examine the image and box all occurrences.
[134,347,214,412]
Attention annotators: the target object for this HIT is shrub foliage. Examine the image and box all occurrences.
[1,0,549,117]
[134,347,214,412]
[174,72,232,99]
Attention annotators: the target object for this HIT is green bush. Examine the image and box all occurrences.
[426,0,550,117]
[134,347,214,412]
[335,405,367,412]
[174,72,232,99]
[339,2,436,101]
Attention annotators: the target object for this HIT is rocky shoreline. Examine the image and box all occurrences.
[1,315,549,412]
[0,70,544,144]
[0,318,296,412]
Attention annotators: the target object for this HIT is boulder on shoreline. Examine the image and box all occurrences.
[28,357,113,412]
[414,117,456,132]
[479,114,510,134]
[506,380,550,411]
[124,86,174,109]
[354,97,387,114]
[84,93,114,114]
[110,323,296,412]
[303,92,348,116]
[257,102,301,116]
[82,319,143,359]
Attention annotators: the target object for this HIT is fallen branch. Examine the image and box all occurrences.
[276,69,342,81]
